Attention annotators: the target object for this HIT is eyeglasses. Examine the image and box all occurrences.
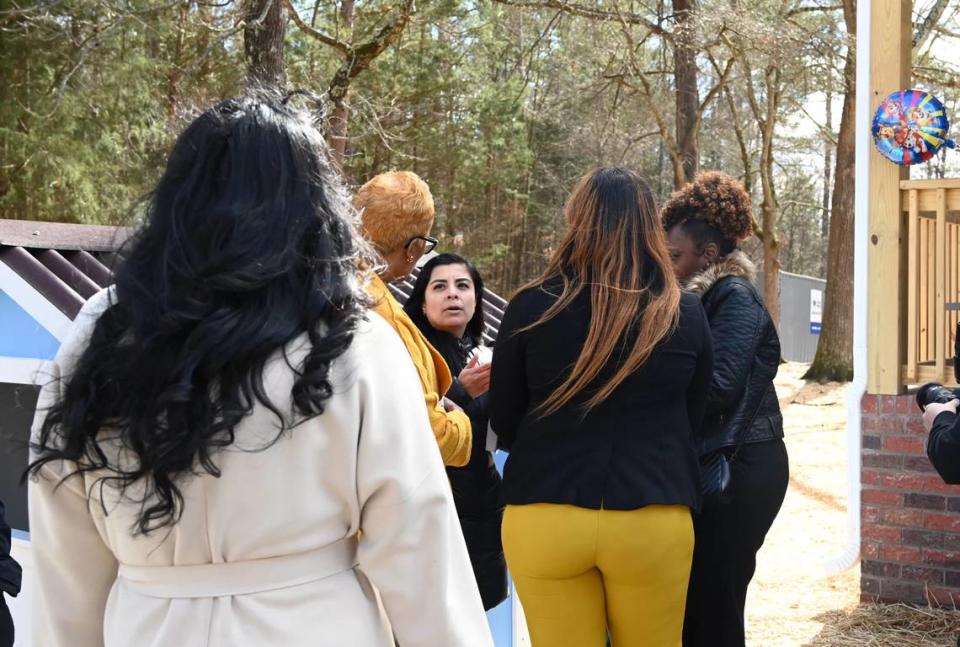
[406,235,438,255]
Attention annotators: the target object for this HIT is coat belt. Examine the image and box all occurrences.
[117,535,359,598]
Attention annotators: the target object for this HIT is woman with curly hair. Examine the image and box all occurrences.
[662,171,789,647]
[28,95,491,647]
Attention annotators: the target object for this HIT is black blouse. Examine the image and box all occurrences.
[489,281,714,511]
[422,328,490,459]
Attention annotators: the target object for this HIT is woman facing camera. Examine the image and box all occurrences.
[490,167,714,646]
[355,172,473,468]
[28,96,491,647]
[404,253,508,611]
[662,171,789,647]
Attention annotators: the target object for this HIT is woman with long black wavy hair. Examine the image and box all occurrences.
[27,95,491,647]
[404,253,508,611]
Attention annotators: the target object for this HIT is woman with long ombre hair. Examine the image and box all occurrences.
[489,167,714,646]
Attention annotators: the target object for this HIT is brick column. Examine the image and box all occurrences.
[860,393,960,605]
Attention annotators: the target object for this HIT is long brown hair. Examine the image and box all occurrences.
[517,167,680,416]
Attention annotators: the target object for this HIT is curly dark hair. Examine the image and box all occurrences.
[661,171,753,253]
[28,94,369,534]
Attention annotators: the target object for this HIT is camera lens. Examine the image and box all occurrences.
[916,382,960,411]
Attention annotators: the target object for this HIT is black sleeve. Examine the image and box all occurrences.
[466,392,490,461]
[445,378,491,459]
[489,295,531,451]
[464,391,489,423]
[0,499,10,561]
[705,284,763,415]
[0,499,21,597]
[928,411,960,484]
[686,300,715,439]
[445,377,471,409]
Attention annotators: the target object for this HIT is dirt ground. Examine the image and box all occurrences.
[745,362,861,646]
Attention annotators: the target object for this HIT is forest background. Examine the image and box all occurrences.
[2,0,960,380]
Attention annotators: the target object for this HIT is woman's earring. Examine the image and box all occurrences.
[406,256,414,262]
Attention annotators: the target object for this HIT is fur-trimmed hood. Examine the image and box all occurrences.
[684,250,757,296]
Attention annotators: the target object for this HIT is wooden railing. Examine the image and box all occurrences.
[901,179,960,386]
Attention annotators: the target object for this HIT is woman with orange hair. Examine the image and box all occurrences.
[489,167,714,646]
[356,171,474,468]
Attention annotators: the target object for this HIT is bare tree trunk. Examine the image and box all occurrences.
[328,1,354,165]
[340,0,355,25]
[760,163,781,328]
[805,0,855,382]
[756,65,781,328]
[913,0,949,52]
[244,0,287,88]
[673,0,699,187]
[166,1,189,121]
[285,0,412,166]
[821,80,833,275]
[722,84,753,193]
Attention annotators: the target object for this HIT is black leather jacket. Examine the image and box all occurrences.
[928,411,960,484]
[687,252,784,455]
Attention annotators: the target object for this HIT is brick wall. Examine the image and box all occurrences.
[860,393,960,605]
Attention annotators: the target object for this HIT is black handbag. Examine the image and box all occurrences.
[700,450,733,505]
[699,383,771,506]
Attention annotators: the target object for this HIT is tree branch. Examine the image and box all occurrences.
[738,40,766,133]
[692,52,735,136]
[786,4,842,17]
[611,13,682,162]
[707,51,756,197]
[491,0,672,41]
[328,0,415,101]
[914,0,949,51]
[933,24,960,40]
[284,0,351,56]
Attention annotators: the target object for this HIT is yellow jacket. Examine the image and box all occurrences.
[366,273,472,467]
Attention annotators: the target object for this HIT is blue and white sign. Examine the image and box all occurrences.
[810,288,823,335]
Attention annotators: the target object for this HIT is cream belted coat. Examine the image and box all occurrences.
[28,289,493,647]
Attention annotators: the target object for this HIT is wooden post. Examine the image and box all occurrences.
[906,189,918,381]
[867,0,911,394]
[936,189,947,380]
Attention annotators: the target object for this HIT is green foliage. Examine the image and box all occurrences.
[9,0,949,296]
[0,1,243,224]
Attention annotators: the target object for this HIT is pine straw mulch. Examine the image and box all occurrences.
[806,603,960,646]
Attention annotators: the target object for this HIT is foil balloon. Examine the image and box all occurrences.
[872,89,955,165]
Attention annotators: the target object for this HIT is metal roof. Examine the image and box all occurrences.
[0,220,126,320]
[0,219,506,339]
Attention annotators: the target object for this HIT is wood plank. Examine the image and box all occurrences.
[943,222,957,364]
[901,189,960,214]
[929,219,936,360]
[900,179,960,190]
[936,189,947,378]
[906,189,919,380]
[947,225,960,362]
[0,219,132,251]
[867,0,912,393]
[906,363,960,387]
[921,219,930,360]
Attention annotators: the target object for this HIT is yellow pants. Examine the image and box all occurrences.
[502,503,693,647]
